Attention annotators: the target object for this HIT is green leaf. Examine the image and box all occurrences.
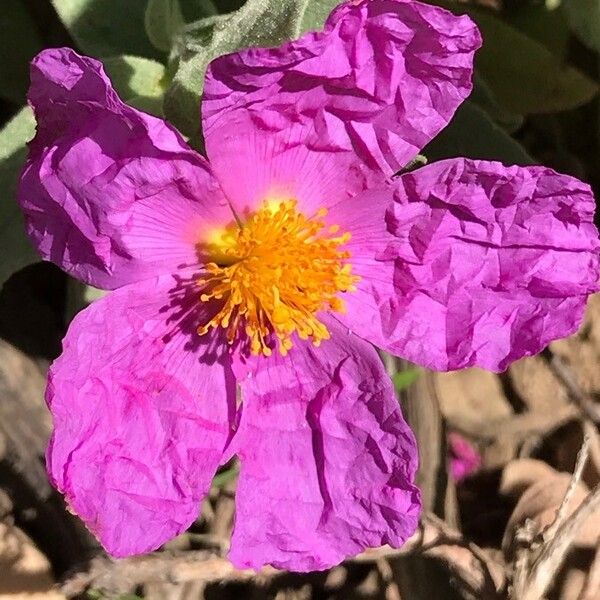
[298,0,340,34]
[51,0,162,58]
[164,0,339,137]
[393,369,421,392]
[84,285,107,303]
[424,101,535,165]
[144,0,218,54]
[0,107,39,287]
[145,0,185,52]
[504,3,569,58]
[165,0,305,137]
[503,3,569,58]
[0,55,168,290]
[433,1,598,115]
[0,108,35,161]
[563,0,600,53]
[475,9,597,114]
[66,279,107,321]
[470,73,523,133]
[212,0,244,12]
[0,0,44,104]
[102,55,167,115]
[51,0,224,59]
[179,0,219,21]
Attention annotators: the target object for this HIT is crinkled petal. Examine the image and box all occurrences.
[46,273,236,557]
[335,158,600,372]
[19,48,231,290]
[228,317,420,571]
[202,0,480,215]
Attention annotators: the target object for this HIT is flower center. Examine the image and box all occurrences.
[197,200,359,356]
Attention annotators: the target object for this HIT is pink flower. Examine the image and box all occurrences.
[18,0,599,571]
[448,432,481,482]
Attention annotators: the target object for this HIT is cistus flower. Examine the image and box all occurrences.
[448,432,481,482]
[17,0,599,571]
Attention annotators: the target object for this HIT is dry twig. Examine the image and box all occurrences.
[583,419,600,480]
[543,434,590,541]
[356,513,507,599]
[520,482,600,600]
[63,514,508,600]
[579,537,600,600]
[543,349,600,423]
[510,434,600,600]
[61,551,267,597]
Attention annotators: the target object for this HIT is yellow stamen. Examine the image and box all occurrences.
[197,200,359,356]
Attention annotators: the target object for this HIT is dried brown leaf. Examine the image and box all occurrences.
[502,474,597,556]
[499,459,558,499]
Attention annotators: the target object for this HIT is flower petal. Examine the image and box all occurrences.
[335,158,600,371]
[202,0,480,215]
[448,432,481,482]
[19,48,231,290]
[229,317,420,571]
[46,273,236,557]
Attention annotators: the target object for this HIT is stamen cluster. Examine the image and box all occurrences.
[197,200,359,356]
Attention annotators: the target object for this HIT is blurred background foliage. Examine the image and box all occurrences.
[2,0,600,293]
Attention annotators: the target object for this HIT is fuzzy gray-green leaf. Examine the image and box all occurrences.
[0,107,39,287]
[144,0,185,52]
[102,55,167,115]
[165,0,307,137]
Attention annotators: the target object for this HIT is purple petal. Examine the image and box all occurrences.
[202,0,480,216]
[19,48,230,290]
[336,158,599,371]
[46,273,236,557]
[448,432,481,482]
[228,317,420,571]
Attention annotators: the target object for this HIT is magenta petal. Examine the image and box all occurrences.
[19,48,230,290]
[46,274,236,557]
[448,433,481,482]
[337,158,599,372]
[202,0,480,215]
[228,317,420,571]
